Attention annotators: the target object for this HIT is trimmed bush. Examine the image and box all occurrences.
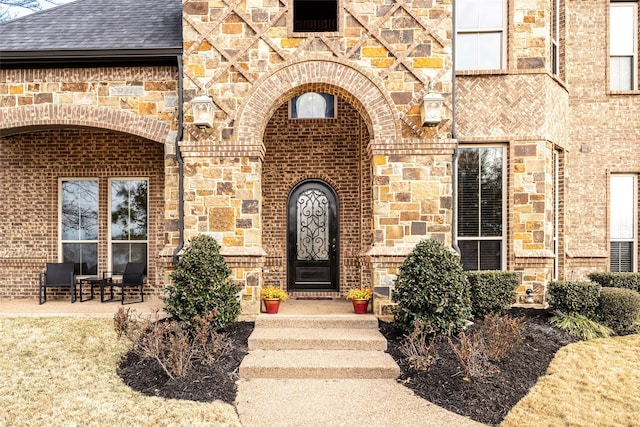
[164,235,241,329]
[597,287,640,333]
[548,281,601,318]
[392,239,472,336]
[588,272,640,292]
[467,271,518,318]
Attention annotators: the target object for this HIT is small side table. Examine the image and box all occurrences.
[78,276,103,302]
[100,276,114,302]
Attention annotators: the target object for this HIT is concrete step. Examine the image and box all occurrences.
[239,349,401,379]
[255,313,379,329]
[248,327,388,351]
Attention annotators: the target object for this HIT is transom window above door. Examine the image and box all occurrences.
[290,92,336,119]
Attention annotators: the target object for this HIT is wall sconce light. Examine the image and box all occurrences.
[526,288,534,304]
[420,91,444,127]
[192,95,216,128]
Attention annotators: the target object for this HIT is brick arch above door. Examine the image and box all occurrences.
[0,104,173,145]
[234,58,401,146]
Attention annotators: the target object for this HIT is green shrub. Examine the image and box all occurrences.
[548,281,601,318]
[164,235,241,329]
[392,239,471,336]
[467,271,518,318]
[588,272,640,292]
[549,311,613,340]
[597,287,640,333]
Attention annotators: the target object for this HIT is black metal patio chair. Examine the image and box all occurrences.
[39,262,76,304]
[103,262,146,304]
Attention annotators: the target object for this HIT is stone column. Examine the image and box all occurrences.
[366,138,456,316]
[179,141,265,315]
[512,140,556,304]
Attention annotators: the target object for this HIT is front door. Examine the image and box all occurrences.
[287,180,339,291]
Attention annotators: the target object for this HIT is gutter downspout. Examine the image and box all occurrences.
[173,54,185,266]
[451,2,461,255]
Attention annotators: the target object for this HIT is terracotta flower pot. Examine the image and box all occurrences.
[263,298,281,314]
[351,299,369,314]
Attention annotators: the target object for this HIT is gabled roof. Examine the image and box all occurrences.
[0,0,182,67]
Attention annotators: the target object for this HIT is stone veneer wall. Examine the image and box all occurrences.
[180,0,455,314]
[455,72,569,303]
[0,129,166,300]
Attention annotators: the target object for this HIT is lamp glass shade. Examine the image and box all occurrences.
[192,95,215,127]
[420,92,444,127]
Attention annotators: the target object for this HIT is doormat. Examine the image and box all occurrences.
[295,297,334,300]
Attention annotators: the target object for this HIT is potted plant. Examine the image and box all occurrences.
[260,285,289,314]
[346,287,373,314]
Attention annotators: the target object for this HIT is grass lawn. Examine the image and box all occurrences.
[0,317,240,427]
[502,334,640,427]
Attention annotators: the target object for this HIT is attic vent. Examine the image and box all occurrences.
[293,0,338,33]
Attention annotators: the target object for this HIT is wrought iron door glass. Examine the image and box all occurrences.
[296,189,329,261]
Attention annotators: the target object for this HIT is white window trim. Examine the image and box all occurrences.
[107,177,149,273]
[456,144,508,270]
[551,0,560,76]
[552,150,560,280]
[610,174,638,272]
[455,0,508,71]
[609,1,638,91]
[58,178,99,274]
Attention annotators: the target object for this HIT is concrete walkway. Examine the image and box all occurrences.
[0,297,485,426]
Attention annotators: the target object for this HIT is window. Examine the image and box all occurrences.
[456,0,505,71]
[290,92,336,118]
[610,175,637,272]
[551,0,560,76]
[457,146,505,270]
[293,0,338,33]
[610,2,638,91]
[110,179,148,274]
[60,180,99,275]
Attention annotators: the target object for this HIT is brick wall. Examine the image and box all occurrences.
[262,96,371,295]
[0,129,166,300]
[564,0,640,277]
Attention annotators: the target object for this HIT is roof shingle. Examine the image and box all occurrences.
[0,0,182,52]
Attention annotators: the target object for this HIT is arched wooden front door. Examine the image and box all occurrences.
[287,180,339,291]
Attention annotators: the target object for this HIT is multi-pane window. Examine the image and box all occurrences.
[60,180,99,275]
[293,0,338,33]
[457,146,505,270]
[610,175,637,272]
[290,93,336,118]
[110,179,148,274]
[610,2,638,91]
[456,0,505,71]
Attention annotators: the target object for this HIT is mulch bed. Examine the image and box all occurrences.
[117,321,254,404]
[118,308,575,425]
[380,307,578,426]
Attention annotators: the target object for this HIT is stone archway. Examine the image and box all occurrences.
[234,58,400,146]
[255,62,382,295]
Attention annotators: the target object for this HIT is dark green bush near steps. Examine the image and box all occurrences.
[392,239,472,336]
[466,271,518,318]
[597,287,640,333]
[164,234,241,329]
[588,272,640,292]
[548,281,600,319]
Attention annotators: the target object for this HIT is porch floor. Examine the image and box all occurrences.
[274,298,354,315]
